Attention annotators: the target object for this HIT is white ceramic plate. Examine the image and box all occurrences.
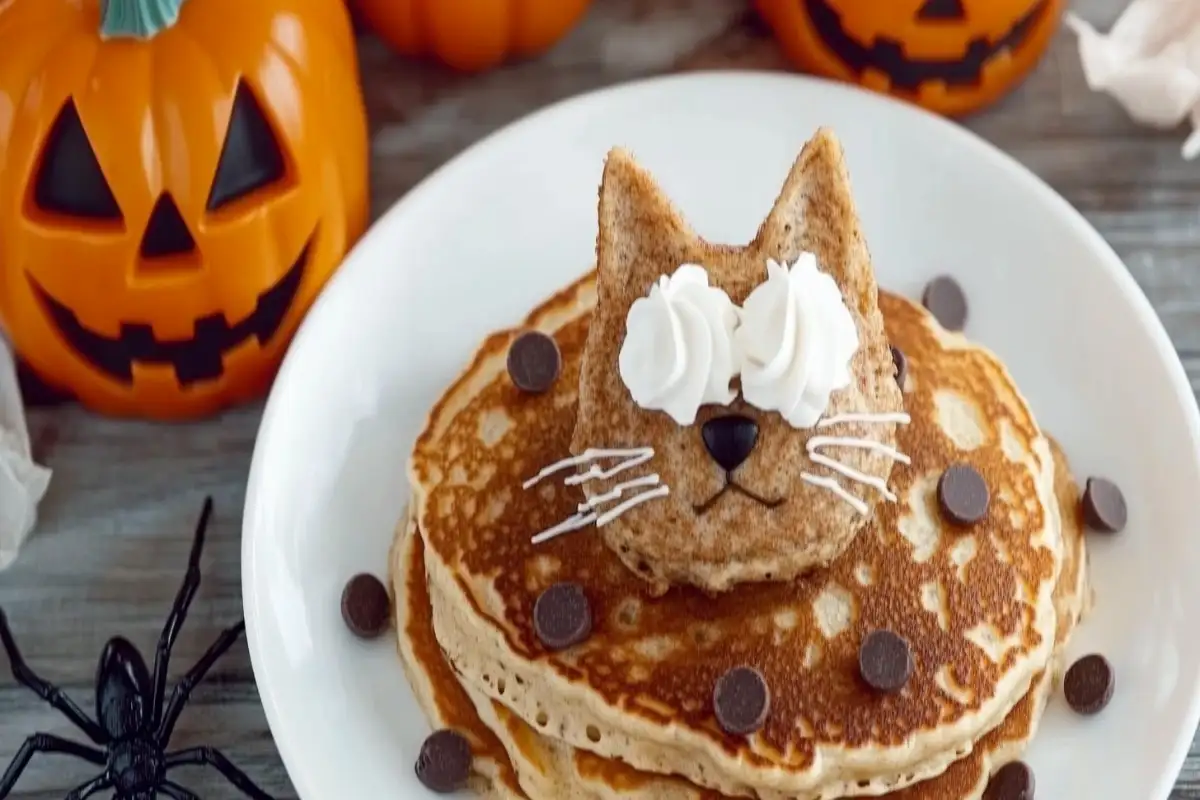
[242,72,1200,799]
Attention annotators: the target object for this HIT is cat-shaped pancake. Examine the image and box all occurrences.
[564,129,905,592]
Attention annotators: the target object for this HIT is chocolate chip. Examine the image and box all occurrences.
[1081,477,1127,533]
[713,666,771,735]
[415,729,473,793]
[983,761,1035,800]
[937,464,989,526]
[533,582,592,650]
[891,345,908,390]
[922,276,968,331]
[341,573,391,639]
[859,629,913,693]
[507,331,561,394]
[1064,653,1115,715]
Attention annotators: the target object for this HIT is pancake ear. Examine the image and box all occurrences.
[754,129,878,313]
[596,148,694,297]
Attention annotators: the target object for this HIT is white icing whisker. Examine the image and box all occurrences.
[530,511,597,546]
[522,447,653,489]
[596,486,670,526]
[818,412,911,427]
[578,475,661,512]
[530,484,670,545]
[801,472,868,514]
[807,454,897,502]
[564,451,654,487]
[807,436,911,465]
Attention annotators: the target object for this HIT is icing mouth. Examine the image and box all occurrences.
[694,482,784,515]
[30,237,311,387]
[805,0,1051,90]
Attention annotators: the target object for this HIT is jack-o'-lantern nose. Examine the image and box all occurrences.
[918,0,965,20]
[702,415,759,473]
[139,193,197,262]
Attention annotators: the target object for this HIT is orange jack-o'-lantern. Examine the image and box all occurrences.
[351,0,593,73]
[756,0,1065,116]
[0,0,369,419]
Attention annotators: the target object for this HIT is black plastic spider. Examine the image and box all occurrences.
[0,497,275,800]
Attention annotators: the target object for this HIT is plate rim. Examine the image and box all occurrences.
[242,69,1200,799]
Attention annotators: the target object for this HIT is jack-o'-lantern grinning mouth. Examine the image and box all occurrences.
[29,237,310,387]
[804,0,1051,90]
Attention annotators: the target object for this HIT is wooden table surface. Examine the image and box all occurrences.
[3,0,1199,797]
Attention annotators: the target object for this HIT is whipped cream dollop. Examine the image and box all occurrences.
[735,254,859,428]
[618,265,739,425]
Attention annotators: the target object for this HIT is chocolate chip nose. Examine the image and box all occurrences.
[701,415,759,473]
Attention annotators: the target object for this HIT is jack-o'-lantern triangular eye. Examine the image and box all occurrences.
[917,0,966,20]
[33,100,122,220]
[206,81,286,211]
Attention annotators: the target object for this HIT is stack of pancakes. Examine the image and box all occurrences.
[393,130,1090,799]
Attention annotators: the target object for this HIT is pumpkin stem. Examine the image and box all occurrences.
[99,0,188,40]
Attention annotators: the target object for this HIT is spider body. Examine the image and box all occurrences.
[98,638,153,741]
[0,498,274,800]
[109,739,163,798]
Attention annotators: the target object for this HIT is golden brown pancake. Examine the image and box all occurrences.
[407,269,1063,796]
[392,514,525,799]
[576,131,904,592]
[393,435,1087,799]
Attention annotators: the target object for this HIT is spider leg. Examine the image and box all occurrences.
[150,497,214,726]
[0,611,107,744]
[63,773,115,799]
[158,781,200,800]
[164,748,274,800]
[0,733,106,798]
[156,620,245,743]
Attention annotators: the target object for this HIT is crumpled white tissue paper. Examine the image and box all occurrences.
[0,336,51,571]
[1068,0,1200,159]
